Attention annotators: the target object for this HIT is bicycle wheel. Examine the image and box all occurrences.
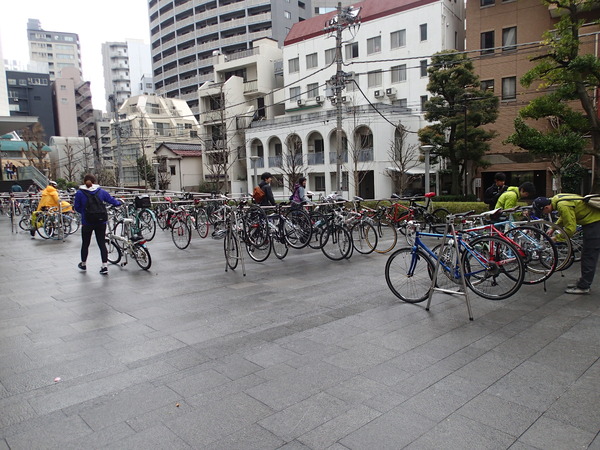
[195,208,209,238]
[368,218,397,254]
[429,208,449,233]
[156,210,169,230]
[526,220,572,271]
[40,216,55,239]
[385,247,435,303]
[272,235,289,259]
[224,229,239,270]
[106,238,122,264]
[19,214,30,231]
[308,213,327,249]
[570,228,583,262]
[462,235,525,300]
[504,226,557,285]
[351,221,377,255]
[132,244,152,270]
[138,209,157,241]
[284,208,312,249]
[244,206,269,248]
[171,219,192,250]
[112,221,127,250]
[246,236,271,262]
[320,225,352,261]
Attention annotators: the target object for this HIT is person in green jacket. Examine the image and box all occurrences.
[494,182,536,210]
[533,195,600,295]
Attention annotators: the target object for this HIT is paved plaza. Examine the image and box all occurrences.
[0,216,599,449]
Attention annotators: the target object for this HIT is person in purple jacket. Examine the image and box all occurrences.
[74,174,121,275]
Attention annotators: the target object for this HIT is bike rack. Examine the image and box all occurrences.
[425,215,474,321]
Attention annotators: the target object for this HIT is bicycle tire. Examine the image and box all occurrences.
[284,208,312,249]
[195,208,209,238]
[19,214,30,231]
[320,225,352,261]
[112,221,127,250]
[385,247,435,303]
[224,229,239,270]
[429,208,449,233]
[462,235,525,300]
[171,220,192,250]
[38,215,53,239]
[138,209,157,241]
[308,213,327,249]
[369,218,397,254]
[246,237,271,262]
[132,244,152,270]
[524,219,573,271]
[106,238,122,264]
[504,226,557,285]
[244,206,269,248]
[272,235,289,260]
[351,221,377,255]
[156,210,169,230]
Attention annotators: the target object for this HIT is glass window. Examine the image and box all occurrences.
[307,82,319,98]
[306,53,318,69]
[420,95,428,110]
[397,98,408,108]
[18,79,27,86]
[325,48,336,65]
[7,79,16,86]
[502,27,517,51]
[290,86,301,102]
[420,24,428,42]
[345,42,359,60]
[481,0,495,5]
[502,77,516,100]
[367,70,382,88]
[391,65,407,83]
[480,79,494,92]
[367,36,381,55]
[420,60,428,77]
[480,31,495,55]
[288,57,299,73]
[346,74,359,91]
[284,11,291,19]
[391,30,406,49]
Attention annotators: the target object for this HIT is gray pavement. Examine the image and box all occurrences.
[0,216,599,449]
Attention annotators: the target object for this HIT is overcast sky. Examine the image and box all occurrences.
[1,0,150,112]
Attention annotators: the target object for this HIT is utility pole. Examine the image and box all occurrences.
[326,3,361,194]
[109,93,124,187]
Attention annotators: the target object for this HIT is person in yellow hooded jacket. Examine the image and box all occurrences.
[494,182,536,210]
[533,195,600,295]
[30,181,60,237]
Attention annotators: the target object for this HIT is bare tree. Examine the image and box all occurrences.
[346,107,375,197]
[21,122,49,171]
[386,124,421,195]
[278,134,310,192]
[156,155,172,190]
[63,139,78,182]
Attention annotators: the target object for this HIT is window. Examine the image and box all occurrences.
[345,42,359,60]
[367,36,381,55]
[18,80,27,86]
[306,52,318,69]
[288,57,299,73]
[7,79,16,86]
[307,82,319,98]
[420,24,428,42]
[480,79,495,92]
[391,64,407,83]
[502,77,516,100]
[290,86,301,102]
[284,10,291,19]
[481,0,495,5]
[367,70,382,88]
[397,98,408,108]
[502,27,517,51]
[420,95,428,110]
[391,29,406,48]
[325,48,336,65]
[170,165,176,176]
[420,60,428,77]
[315,174,325,191]
[480,31,495,55]
[346,74,359,91]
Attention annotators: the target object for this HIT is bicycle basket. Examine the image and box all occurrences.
[134,195,152,209]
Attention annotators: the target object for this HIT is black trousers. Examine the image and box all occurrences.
[578,220,600,289]
[81,222,108,264]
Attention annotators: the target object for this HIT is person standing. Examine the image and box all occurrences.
[74,174,121,275]
[258,172,276,206]
[30,181,60,237]
[11,182,23,193]
[483,172,507,209]
[533,195,600,294]
[290,176,311,206]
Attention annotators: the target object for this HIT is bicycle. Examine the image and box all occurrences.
[385,214,525,303]
[106,217,152,270]
[377,192,449,236]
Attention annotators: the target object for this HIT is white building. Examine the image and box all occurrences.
[197,38,284,194]
[48,136,94,182]
[154,142,204,192]
[245,0,465,199]
[116,95,202,186]
[102,39,154,113]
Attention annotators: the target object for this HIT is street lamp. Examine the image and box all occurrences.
[249,155,260,189]
[420,145,434,194]
[152,161,159,190]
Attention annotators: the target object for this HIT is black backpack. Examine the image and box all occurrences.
[82,190,108,223]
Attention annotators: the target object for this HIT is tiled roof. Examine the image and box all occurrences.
[158,142,202,157]
[171,150,202,157]
[284,0,438,45]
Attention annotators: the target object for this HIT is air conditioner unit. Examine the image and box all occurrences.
[374,90,384,98]
[341,96,348,103]
[330,98,337,105]
[385,87,397,97]
[315,95,323,104]
[297,99,305,106]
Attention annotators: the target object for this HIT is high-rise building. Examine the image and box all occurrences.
[148,0,313,115]
[27,19,82,81]
[52,67,94,140]
[101,39,154,113]
[5,71,55,137]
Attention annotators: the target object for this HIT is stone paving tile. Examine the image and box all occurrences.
[518,416,595,450]
[104,424,191,449]
[203,424,285,450]
[4,414,92,450]
[544,386,600,434]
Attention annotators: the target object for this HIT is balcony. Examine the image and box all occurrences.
[329,151,348,164]
[307,153,325,165]
[268,155,282,167]
[249,157,264,168]
[356,148,373,162]
[228,47,259,62]
[162,52,178,65]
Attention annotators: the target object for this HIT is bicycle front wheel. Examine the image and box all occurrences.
[132,244,152,270]
[504,226,557,285]
[195,208,209,238]
[284,209,312,249]
[351,221,377,255]
[462,235,525,300]
[272,235,289,259]
[246,236,271,262]
[385,247,435,303]
[106,238,122,264]
[224,230,239,270]
[320,225,352,261]
[138,209,157,241]
[370,218,397,254]
[171,220,191,250]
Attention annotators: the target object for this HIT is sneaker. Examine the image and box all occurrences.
[567,282,578,289]
[99,267,108,275]
[565,286,590,295]
[78,263,86,271]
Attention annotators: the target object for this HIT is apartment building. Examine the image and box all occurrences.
[52,67,94,139]
[116,94,202,186]
[27,19,82,81]
[245,0,465,199]
[148,0,313,116]
[101,39,154,113]
[467,0,600,196]
[5,71,55,137]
